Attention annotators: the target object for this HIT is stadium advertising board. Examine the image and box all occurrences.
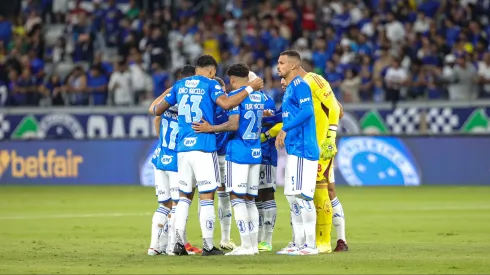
[1,105,490,140]
[1,137,489,186]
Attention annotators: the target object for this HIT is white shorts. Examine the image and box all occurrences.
[224,160,260,197]
[178,151,220,194]
[284,154,318,200]
[153,167,179,203]
[218,155,226,187]
[259,165,277,191]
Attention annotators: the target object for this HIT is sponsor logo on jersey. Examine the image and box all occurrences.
[337,137,421,186]
[183,138,197,147]
[160,155,174,165]
[0,149,83,180]
[282,111,289,118]
[185,80,200,88]
[251,148,262,158]
[249,94,262,102]
[299,97,311,104]
[215,85,222,90]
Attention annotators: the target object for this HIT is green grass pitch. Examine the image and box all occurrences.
[0,185,489,274]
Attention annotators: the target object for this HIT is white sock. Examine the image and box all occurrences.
[256,201,264,242]
[167,205,177,252]
[218,191,232,243]
[150,205,170,251]
[175,197,191,246]
[332,197,346,242]
[199,199,216,251]
[287,195,304,246]
[246,199,259,249]
[231,198,252,249]
[262,200,276,245]
[296,197,316,249]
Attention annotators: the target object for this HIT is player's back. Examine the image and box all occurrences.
[171,75,224,153]
[282,76,319,161]
[303,72,334,146]
[152,108,179,172]
[261,92,278,166]
[226,88,265,164]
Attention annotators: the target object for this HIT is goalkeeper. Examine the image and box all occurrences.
[262,69,347,253]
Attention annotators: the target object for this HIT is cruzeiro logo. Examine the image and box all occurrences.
[206,219,214,230]
[337,137,421,186]
[248,221,254,232]
[237,220,246,233]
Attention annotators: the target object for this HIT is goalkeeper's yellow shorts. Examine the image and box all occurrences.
[316,158,335,184]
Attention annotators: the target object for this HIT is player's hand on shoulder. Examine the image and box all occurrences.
[263,109,274,117]
[192,118,212,133]
[250,77,264,91]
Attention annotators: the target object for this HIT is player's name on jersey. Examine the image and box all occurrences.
[245,103,264,110]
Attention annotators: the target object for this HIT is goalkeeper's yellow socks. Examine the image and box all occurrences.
[314,187,332,250]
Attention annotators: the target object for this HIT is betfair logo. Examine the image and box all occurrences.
[0,149,83,179]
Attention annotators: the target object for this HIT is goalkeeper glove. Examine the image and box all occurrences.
[260,131,271,143]
[320,130,337,161]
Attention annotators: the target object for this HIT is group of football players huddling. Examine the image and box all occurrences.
[147,51,347,256]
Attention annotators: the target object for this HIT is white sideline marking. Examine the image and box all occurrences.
[0,212,153,220]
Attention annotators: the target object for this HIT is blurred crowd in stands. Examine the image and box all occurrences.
[1,0,490,107]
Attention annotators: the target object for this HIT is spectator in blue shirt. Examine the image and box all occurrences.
[0,15,12,45]
[325,60,343,99]
[87,65,108,105]
[44,74,65,106]
[312,39,328,73]
[151,62,170,98]
[104,0,122,46]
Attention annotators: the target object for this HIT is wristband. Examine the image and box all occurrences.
[245,86,254,94]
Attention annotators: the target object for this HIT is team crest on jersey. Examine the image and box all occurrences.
[251,148,262,158]
[160,155,173,165]
[183,137,197,147]
[337,137,421,186]
[185,80,200,88]
[249,94,262,102]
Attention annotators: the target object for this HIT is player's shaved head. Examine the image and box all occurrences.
[227,63,250,90]
[277,50,302,81]
[179,65,196,79]
[280,50,302,62]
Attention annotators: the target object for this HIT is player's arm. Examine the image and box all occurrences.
[149,87,172,114]
[282,84,314,132]
[192,114,239,133]
[315,80,341,132]
[214,78,263,110]
[151,86,177,116]
[154,116,162,138]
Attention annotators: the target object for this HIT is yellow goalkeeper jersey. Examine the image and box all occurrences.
[302,72,340,146]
